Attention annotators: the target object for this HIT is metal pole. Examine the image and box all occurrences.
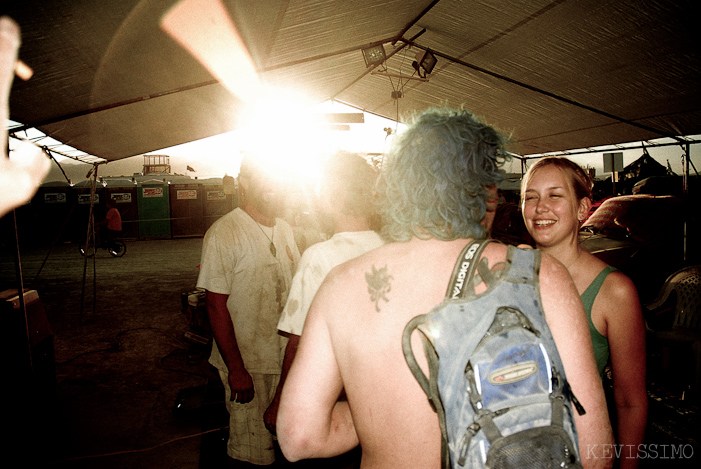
[683,143,690,262]
[80,164,99,322]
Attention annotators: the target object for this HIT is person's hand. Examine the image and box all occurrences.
[228,366,255,404]
[0,16,49,218]
[264,394,280,434]
[0,140,48,218]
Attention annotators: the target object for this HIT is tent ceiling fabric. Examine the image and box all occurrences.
[7,0,701,161]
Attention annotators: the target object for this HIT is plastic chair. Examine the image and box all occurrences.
[646,266,701,393]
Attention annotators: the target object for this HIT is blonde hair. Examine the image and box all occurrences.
[521,156,593,203]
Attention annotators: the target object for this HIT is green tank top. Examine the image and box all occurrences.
[580,266,617,378]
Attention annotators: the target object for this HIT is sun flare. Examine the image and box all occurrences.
[235,88,332,186]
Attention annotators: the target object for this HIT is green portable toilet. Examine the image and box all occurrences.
[137,181,171,239]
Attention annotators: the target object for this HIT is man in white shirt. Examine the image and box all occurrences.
[264,152,383,441]
[197,155,300,466]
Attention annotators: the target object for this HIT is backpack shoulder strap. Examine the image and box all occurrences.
[402,239,488,469]
[504,245,540,284]
[403,240,485,402]
[445,239,492,300]
[403,313,450,467]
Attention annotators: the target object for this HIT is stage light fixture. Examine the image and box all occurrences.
[362,44,386,67]
[412,49,437,78]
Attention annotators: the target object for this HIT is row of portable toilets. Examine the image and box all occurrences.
[13,179,238,245]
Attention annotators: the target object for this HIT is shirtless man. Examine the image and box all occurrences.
[277,107,615,468]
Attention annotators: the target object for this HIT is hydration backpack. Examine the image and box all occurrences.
[402,240,585,469]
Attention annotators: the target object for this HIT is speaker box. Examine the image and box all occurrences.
[1,288,56,463]
[1,289,56,398]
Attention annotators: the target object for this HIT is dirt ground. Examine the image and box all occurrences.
[2,237,219,468]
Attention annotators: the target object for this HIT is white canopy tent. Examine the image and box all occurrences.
[6,0,700,165]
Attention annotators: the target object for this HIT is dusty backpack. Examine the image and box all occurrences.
[402,240,585,469]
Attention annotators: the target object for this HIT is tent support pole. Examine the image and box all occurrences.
[80,164,99,323]
[683,143,690,262]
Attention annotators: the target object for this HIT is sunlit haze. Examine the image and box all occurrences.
[146,98,403,183]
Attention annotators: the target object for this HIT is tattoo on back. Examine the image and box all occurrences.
[365,265,393,312]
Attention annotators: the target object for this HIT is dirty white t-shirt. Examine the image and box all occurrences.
[277,230,384,336]
[197,208,300,374]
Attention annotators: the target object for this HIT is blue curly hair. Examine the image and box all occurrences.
[378,107,510,242]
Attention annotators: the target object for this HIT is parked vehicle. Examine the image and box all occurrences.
[632,175,699,197]
[579,194,688,303]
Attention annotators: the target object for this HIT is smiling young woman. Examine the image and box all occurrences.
[521,163,589,258]
[521,157,648,469]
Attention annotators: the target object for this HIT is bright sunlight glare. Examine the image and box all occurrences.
[160,0,394,186]
[236,87,332,187]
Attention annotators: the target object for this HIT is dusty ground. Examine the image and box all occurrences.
[2,237,217,468]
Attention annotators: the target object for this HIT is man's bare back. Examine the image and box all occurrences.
[278,107,612,468]
[278,237,613,468]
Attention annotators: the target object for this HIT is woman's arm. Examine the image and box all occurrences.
[598,272,647,469]
[539,254,615,469]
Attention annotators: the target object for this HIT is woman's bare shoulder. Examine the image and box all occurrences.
[578,252,637,300]
[599,269,640,308]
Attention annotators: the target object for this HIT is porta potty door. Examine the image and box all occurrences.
[170,184,204,237]
[106,186,139,240]
[35,184,75,244]
[72,187,103,243]
[137,183,171,239]
[203,184,236,232]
